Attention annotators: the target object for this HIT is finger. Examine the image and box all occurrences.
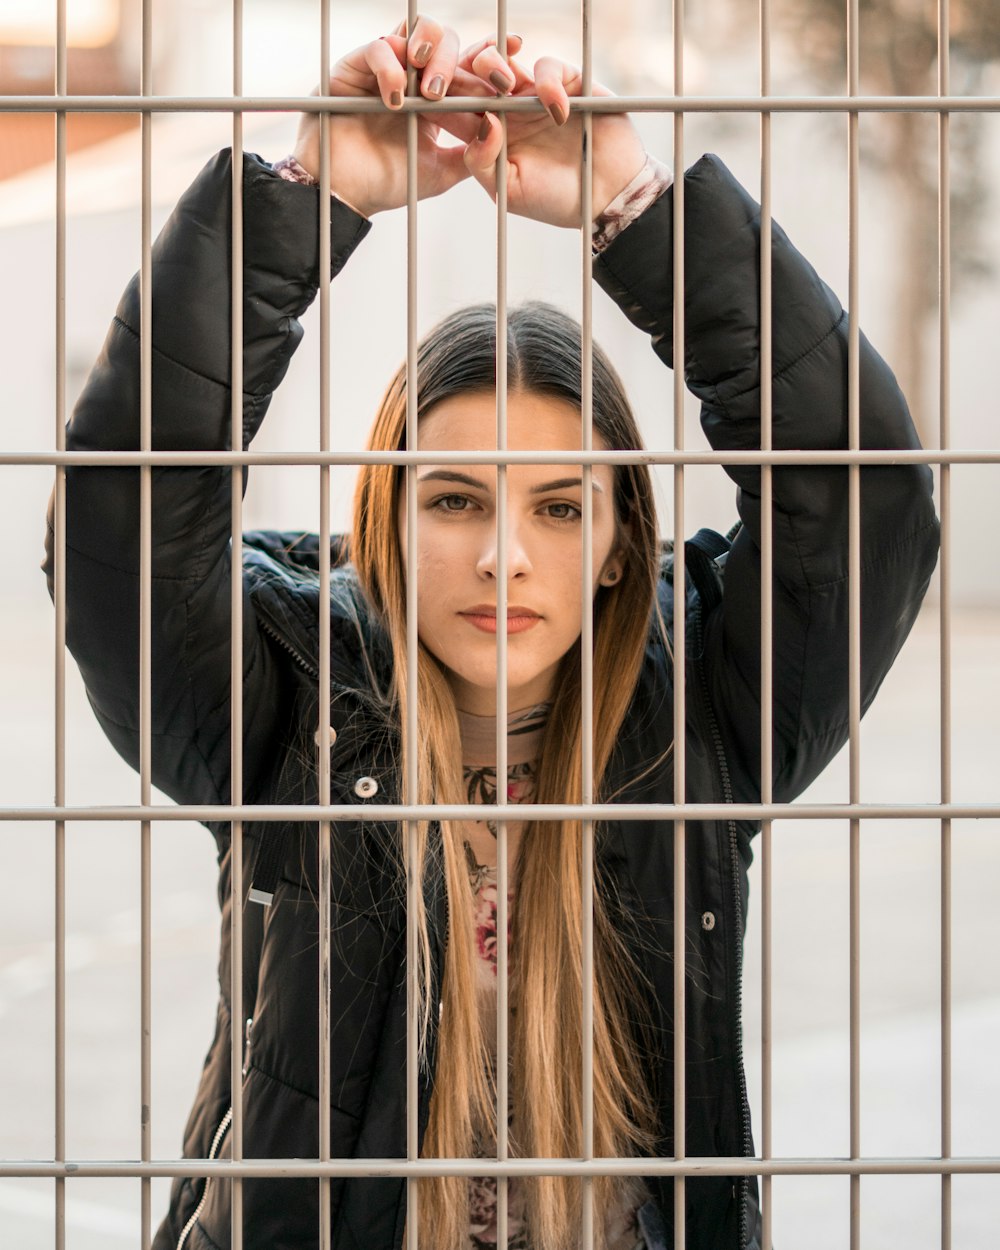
[408,14,444,69]
[427,142,474,197]
[392,18,407,38]
[432,107,483,145]
[447,65,498,101]
[462,112,503,199]
[503,56,535,95]
[360,38,408,108]
[458,33,523,71]
[375,33,409,72]
[471,45,516,95]
[418,25,461,100]
[533,56,579,126]
[333,34,406,97]
[425,65,498,147]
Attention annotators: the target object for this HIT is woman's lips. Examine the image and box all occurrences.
[459,608,541,635]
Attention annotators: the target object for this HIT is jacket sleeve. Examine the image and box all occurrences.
[593,153,940,803]
[43,149,372,807]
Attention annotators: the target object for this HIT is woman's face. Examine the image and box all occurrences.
[399,389,622,715]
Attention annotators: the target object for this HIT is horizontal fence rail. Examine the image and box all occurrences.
[4,1157,1000,1179]
[4,803,1000,822]
[3,93,1000,113]
[4,449,998,466]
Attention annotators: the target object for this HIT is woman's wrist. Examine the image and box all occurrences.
[592,154,673,255]
[272,154,317,186]
[272,153,371,221]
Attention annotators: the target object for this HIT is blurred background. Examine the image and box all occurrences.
[1,0,998,1245]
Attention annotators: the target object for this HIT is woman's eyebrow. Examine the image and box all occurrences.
[416,470,488,489]
[529,476,605,495]
[416,470,604,494]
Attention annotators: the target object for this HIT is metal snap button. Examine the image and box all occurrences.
[313,726,337,748]
[701,911,716,931]
[354,776,378,799]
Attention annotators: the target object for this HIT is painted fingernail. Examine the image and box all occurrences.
[426,74,445,98]
[547,101,568,126]
[390,89,403,108]
[413,41,433,66]
[478,113,492,142]
[489,69,513,94]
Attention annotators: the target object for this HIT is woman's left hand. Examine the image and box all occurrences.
[460,56,648,228]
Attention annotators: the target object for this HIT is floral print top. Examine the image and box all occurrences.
[458,706,651,1250]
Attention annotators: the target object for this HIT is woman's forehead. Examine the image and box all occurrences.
[419,390,609,453]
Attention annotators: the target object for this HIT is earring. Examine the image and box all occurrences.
[602,569,620,586]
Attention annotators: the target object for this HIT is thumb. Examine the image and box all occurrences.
[429,142,475,197]
[462,112,503,200]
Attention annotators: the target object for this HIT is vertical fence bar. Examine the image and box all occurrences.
[494,4,510,1248]
[758,0,774,1246]
[937,3,953,1248]
[405,5,420,1246]
[230,1,245,1246]
[671,1,687,1246]
[317,0,333,1247]
[139,0,155,1243]
[580,2,596,1247]
[846,0,863,1246]
[53,1,67,1244]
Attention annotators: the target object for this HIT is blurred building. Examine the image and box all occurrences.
[0,0,141,180]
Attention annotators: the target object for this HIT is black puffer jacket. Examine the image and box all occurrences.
[45,148,939,1250]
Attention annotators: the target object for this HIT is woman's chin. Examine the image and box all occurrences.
[440,658,560,715]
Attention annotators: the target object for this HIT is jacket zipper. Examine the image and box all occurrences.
[258,616,320,679]
[693,609,751,1250]
[175,1105,234,1250]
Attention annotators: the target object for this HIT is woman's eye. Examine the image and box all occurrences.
[543,501,581,521]
[434,494,473,513]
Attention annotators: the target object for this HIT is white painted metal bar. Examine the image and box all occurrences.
[139,0,154,1242]
[6,448,997,468]
[8,1156,1000,1180]
[672,3,687,1248]
[405,5,420,1246]
[6,92,1000,114]
[493,5,510,1249]
[580,4,596,1249]
[317,1,333,1247]
[846,1,863,1245]
[229,2,245,1246]
[758,0,774,1245]
[53,1,67,1245]
[11,799,1000,823]
[937,4,953,1249]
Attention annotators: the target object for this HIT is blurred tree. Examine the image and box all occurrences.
[778,0,1000,438]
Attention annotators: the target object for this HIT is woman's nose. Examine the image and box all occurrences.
[475,523,532,580]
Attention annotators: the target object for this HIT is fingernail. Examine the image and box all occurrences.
[390,89,403,108]
[489,69,513,94]
[547,101,568,126]
[478,113,492,142]
[426,74,445,98]
[414,41,433,66]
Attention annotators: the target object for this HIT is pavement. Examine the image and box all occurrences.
[1,600,998,1248]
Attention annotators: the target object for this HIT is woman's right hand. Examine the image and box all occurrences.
[291,17,522,219]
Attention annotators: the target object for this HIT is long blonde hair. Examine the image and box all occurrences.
[351,303,663,1249]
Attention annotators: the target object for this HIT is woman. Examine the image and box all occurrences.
[45,15,939,1250]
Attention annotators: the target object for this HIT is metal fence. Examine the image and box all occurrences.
[2,0,999,1248]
